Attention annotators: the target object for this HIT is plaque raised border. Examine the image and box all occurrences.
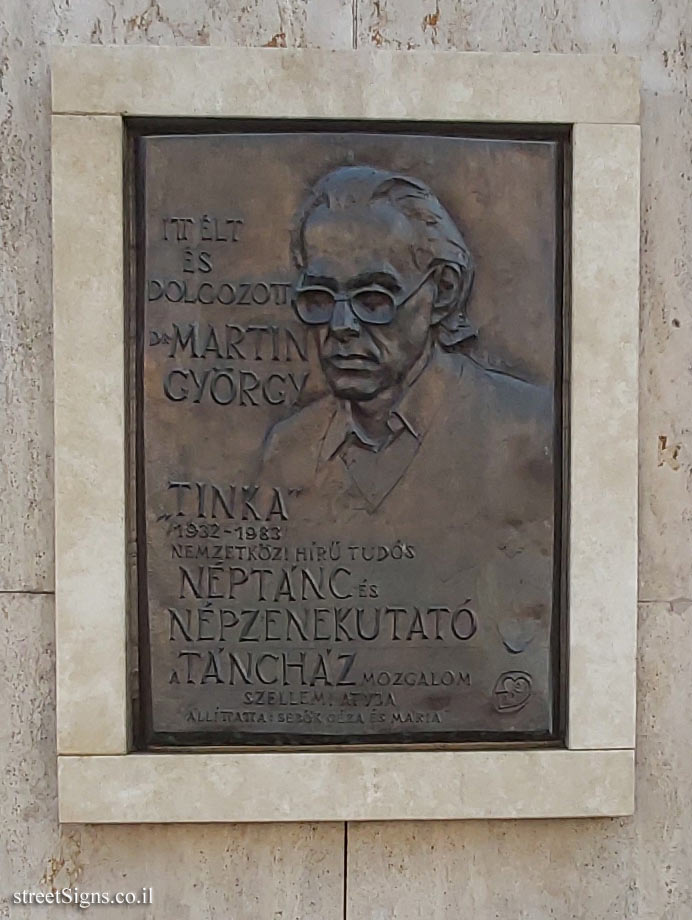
[52,47,639,823]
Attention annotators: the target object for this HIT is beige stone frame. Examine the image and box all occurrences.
[52,47,640,823]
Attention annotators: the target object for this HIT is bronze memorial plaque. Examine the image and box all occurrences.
[133,124,566,747]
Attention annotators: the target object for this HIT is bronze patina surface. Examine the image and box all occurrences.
[134,125,566,747]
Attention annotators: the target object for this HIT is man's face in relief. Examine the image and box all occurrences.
[295,203,438,402]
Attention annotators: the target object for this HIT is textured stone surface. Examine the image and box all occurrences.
[52,115,127,754]
[0,6,54,591]
[2,0,692,917]
[569,124,639,750]
[59,749,634,823]
[52,46,639,121]
[638,91,692,603]
[0,594,58,911]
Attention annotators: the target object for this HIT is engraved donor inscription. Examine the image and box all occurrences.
[137,129,564,745]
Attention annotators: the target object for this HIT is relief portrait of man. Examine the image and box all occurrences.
[260,164,556,726]
[263,165,552,517]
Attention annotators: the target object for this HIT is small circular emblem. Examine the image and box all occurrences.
[493,671,532,712]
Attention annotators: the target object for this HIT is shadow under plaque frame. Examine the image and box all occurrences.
[52,47,639,823]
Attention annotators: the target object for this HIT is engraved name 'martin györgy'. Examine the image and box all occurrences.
[140,132,562,745]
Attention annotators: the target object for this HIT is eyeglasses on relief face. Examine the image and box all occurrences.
[292,267,437,326]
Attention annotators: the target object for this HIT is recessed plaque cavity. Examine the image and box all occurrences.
[134,125,565,746]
